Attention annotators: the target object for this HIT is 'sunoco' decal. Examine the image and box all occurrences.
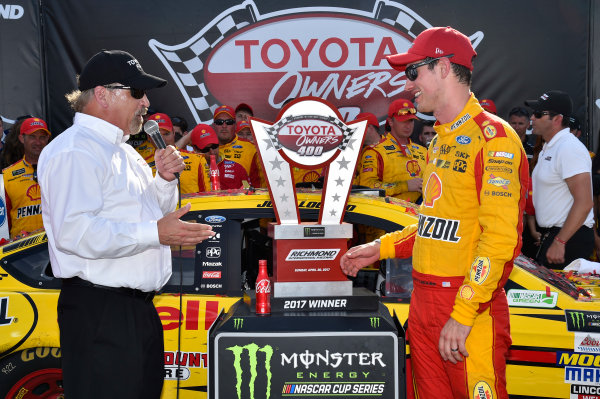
[205,215,226,223]
[456,135,471,145]
[149,0,483,124]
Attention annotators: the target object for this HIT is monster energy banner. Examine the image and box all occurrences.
[566,310,600,333]
[212,333,398,399]
[209,300,404,399]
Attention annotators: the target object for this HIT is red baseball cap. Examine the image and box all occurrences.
[387,26,477,71]
[235,103,253,115]
[480,99,497,114]
[148,113,173,132]
[355,112,379,128]
[236,120,251,134]
[388,99,418,122]
[213,105,235,120]
[20,117,51,136]
[191,124,218,149]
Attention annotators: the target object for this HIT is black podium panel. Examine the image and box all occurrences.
[208,300,405,399]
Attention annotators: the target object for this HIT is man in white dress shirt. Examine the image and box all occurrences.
[38,50,215,399]
[527,90,594,269]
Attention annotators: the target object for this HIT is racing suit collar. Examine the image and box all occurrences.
[433,93,482,136]
[74,112,127,145]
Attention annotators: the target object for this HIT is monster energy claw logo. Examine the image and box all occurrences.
[370,317,380,328]
[570,312,586,329]
[227,343,274,399]
[234,318,244,330]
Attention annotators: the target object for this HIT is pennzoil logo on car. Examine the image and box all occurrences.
[205,215,226,223]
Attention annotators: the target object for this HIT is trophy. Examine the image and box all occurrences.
[249,97,367,298]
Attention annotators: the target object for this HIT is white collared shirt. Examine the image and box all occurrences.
[38,112,178,291]
[532,128,594,228]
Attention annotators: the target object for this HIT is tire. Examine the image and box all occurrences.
[0,347,63,399]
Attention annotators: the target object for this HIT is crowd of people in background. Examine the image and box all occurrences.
[0,86,598,270]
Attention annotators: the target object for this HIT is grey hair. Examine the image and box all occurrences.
[65,88,94,113]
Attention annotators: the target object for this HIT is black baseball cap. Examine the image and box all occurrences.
[524,90,572,116]
[78,50,167,91]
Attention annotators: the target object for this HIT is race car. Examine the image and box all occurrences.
[0,188,598,399]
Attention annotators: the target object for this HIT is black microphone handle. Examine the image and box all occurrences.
[149,132,180,179]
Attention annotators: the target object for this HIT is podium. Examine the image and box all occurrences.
[208,299,405,399]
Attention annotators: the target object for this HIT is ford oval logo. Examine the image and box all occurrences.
[456,135,471,145]
[205,215,226,223]
[0,196,6,227]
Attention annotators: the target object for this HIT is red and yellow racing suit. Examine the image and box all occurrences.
[220,136,262,188]
[358,136,426,202]
[135,139,157,175]
[179,150,210,194]
[3,158,44,237]
[379,95,528,399]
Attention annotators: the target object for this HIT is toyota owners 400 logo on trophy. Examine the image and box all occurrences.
[250,97,367,297]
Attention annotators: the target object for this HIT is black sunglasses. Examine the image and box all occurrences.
[196,144,219,153]
[104,85,146,100]
[405,54,455,81]
[532,111,558,119]
[214,119,235,126]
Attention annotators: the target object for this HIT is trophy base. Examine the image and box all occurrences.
[244,286,379,312]
[273,280,352,297]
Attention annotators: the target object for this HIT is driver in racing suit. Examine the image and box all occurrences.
[340,27,528,399]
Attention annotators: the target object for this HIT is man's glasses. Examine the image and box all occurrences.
[196,144,219,153]
[396,107,416,116]
[104,85,145,99]
[532,111,558,119]
[405,54,454,81]
[214,119,235,126]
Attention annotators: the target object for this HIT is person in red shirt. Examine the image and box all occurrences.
[190,123,250,190]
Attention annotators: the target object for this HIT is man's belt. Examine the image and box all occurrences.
[62,276,156,302]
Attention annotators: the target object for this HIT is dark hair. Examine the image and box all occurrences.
[426,57,472,86]
[0,119,25,169]
[508,107,530,118]
[171,115,188,132]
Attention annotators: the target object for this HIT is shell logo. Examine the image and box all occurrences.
[406,160,421,177]
[423,172,442,207]
[460,285,475,301]
[300,170,321,182]
[26,183,41,201]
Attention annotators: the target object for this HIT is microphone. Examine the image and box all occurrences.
[144,120,180,179]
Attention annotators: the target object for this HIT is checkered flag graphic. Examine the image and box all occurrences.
[264,115,355,151]
[149,2,258,123]
[148,0,482,125]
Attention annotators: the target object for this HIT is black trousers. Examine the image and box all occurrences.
[57,280,164,399]
[536,225,594,269]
